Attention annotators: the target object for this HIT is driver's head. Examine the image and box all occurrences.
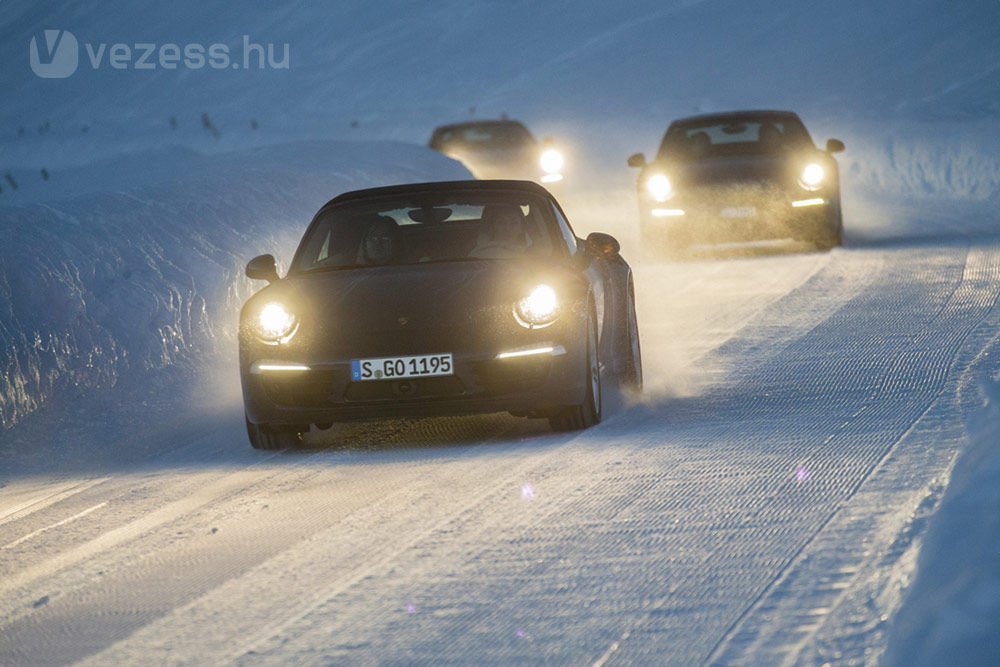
[687,131,710,157]
[361,217,398,264]
[758,122,783,147]
[483,204,526,245]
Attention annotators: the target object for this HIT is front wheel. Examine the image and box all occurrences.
[814,198,843,250]
[814,226,842,251]
[549,316,602,431]
[246,416,302,450]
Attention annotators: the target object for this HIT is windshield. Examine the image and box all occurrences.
[430,122,536,152]
[658,116,813,160]
[292,191,562,272]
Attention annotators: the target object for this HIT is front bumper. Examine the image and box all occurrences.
[242,343,586,426]
[639,192,838,246]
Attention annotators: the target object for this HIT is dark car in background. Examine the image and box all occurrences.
[240,180,641,449]
[627,110,845,254]
[429,119,566,185]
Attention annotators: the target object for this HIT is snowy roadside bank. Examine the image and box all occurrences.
[883,368,1000,666]
[0,140,468,431]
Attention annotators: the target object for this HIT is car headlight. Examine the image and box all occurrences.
[256,302,298,344]
[539,148,565,175]
[514,284,560,329]
[798,163,825,191]
[645,173,674,202]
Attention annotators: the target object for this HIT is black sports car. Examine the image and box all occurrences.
[429,119,566,186]
[240,180,641,449]
[627,110,845,253]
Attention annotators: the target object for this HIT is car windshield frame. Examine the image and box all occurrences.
[289,189,568,275]
[656,113,815,160]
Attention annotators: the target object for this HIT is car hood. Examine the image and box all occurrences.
[251,259,576,358]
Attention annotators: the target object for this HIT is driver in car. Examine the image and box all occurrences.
[469,204,530,258]
[358,217,399,265]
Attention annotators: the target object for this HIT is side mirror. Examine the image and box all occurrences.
[246,254,280,283]
[586,232,621,259]
[627,153,647,169]
[826,138,845,154]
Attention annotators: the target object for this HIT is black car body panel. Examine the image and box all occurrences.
[630,110,844,251]
[240,180,634,434]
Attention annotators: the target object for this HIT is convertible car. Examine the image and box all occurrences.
[627,110,845,254]
[429,119,566,185]
[240,180,641,449]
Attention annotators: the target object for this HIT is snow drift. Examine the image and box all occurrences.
[883,373,1000,666]
[0,141,468,429]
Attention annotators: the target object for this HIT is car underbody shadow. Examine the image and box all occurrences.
[298,412,558,454]
[298,368,642,455]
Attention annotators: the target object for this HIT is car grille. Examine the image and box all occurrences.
[344,376,467,401]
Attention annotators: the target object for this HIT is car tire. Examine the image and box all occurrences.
[815,197,843,250]
[549,314,602,431]
[620,277,643,392]
[814,225,842,250]
[246,416,302,450]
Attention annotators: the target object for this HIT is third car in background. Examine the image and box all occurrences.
[628,109,845,255]
[429,118,566,186]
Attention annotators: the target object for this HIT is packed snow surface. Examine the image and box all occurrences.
[1,0,999,664]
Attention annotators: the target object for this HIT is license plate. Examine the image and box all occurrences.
[351,353,453,381]
[720,206,757,218]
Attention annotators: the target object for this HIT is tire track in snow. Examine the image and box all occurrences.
[636,244,1000,666]
[64,257,844,660]
[707,244,1000,665]
[0,501,108,551]
[15,249,856,657]
[0,416,546,664]
[0,420,326,629]
[139,254,867,662]
[246,247,956,663]
[73,423,620,665]
[634,252,830,396]
[220,244,992,665]
[0,477,110,528]
[7,242,991,665]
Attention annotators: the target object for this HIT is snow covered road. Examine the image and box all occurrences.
[2,235,997,665]
[3,0,998,661]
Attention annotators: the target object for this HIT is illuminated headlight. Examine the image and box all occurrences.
[514,285,560,329]
[539,148,565,175]
[798,163,825,191]
[645,173,674,202]
[256,302,298,344]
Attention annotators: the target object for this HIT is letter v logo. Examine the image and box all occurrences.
[30,29,79,79]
